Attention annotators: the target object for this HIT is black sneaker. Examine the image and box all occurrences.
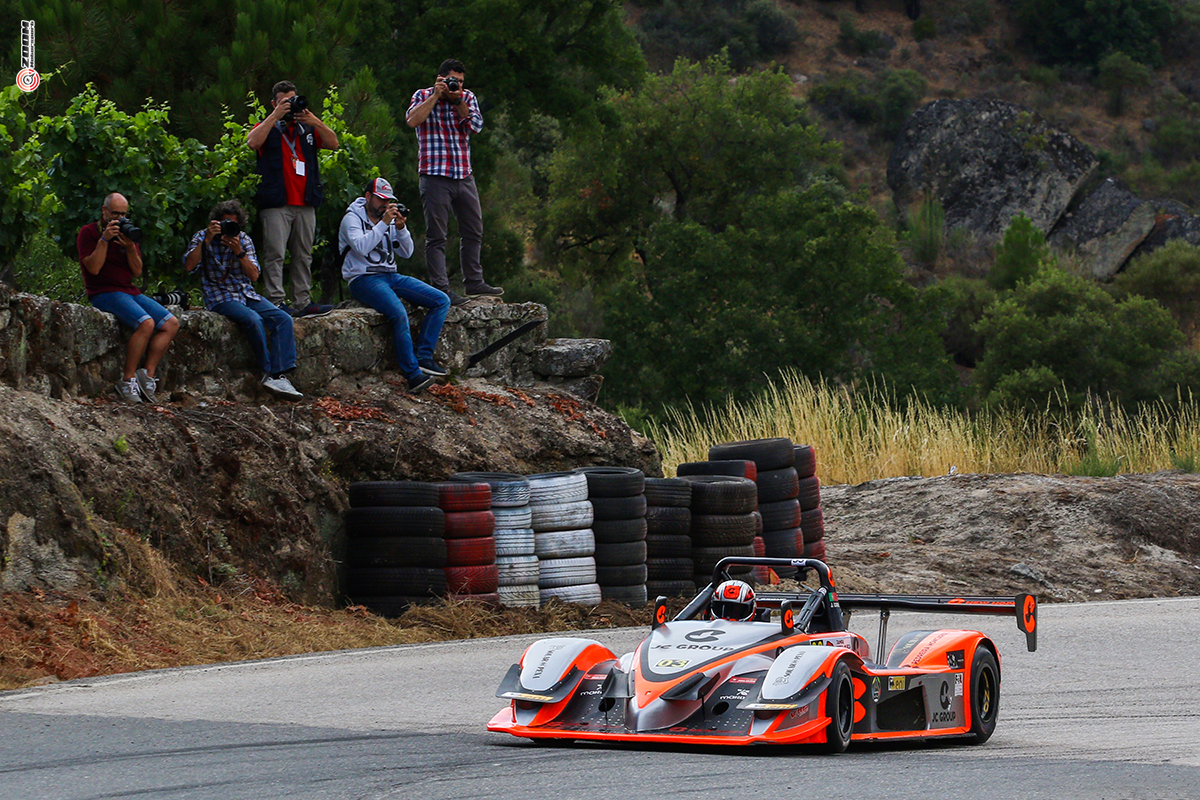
[444,290,468,307]
[407,374,436,393]
[296,302,334,318]
[465,282,504,298]
[419,359,450,377]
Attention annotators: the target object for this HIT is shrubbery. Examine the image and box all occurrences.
[807,69,927,139]
[1112,240,1200,343]
[1013,0,1176,69]
[636,0,800,71]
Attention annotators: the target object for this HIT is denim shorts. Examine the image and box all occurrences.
[90,292,174,330]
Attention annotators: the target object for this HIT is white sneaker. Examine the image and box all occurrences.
[135,368,158,403]
[115,377,142,403]
[262,374,303,399]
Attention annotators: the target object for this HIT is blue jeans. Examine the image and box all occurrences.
[349,273,449,380]
[212,297,296,375]
[90,292,174,330]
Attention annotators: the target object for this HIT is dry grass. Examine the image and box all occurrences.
[648,371,1200,484]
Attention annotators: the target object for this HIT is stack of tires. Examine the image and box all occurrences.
[451,472,537,608]
[678,475,758,588]
[643,477,694,598]
[343,481,448,617]
[576,467,648,606]
[794,444,826,562]
[709,437,801,581]
[436,481,499,605]
[527,471,600,605]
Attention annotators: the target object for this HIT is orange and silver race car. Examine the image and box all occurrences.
[488,557,1037,750]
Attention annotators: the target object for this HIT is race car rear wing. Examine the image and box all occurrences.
[838,592,1038,653]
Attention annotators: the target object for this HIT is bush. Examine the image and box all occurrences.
[808,69,926,140]
[987,214,1053,290]
[912,17,937,42]
[637,0,800,71]
[921,274,996,368]
[1013,0,1175,69]
[838,17,894,57]
[974,266,1195,411]
[1150,117,1200,167]
[905,194,945,267]
[1112,239,1200,342]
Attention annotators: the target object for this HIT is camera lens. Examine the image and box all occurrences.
[117,217,142,243]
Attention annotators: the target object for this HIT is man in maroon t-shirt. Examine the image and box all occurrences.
[79,192,179,403]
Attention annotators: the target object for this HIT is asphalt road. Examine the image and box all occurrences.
[0,597,1197,800]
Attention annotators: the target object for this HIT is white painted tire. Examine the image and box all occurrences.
[496,555,540,586]
[527,471,589,504]
[529,499,594,532]
[493,505,533,530]
[498,584,540,608]
[534,528,595,559]
[494,527,536,557]
[539,583,603,605]
[537,556,597,588]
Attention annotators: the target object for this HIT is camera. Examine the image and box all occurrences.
[219,219,241,238]
[282,95,308,122]
[445,77,460,93]
[117,217,142,243]
[395,203,408,217]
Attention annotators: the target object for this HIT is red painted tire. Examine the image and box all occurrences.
[803,539,827,562]
[444,563,500,593]
[801,506,825,543]
[437,482,492,512]
[444,535,496,567]
[443,510,496,539]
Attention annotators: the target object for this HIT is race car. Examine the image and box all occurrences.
[488,557,1037,750]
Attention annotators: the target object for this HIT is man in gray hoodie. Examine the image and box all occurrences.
[340,178,451,393]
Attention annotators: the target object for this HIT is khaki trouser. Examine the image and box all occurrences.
[259,205,316,309]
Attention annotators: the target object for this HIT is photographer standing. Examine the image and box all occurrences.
[246,80,339,318]
[79,192,179,404]
[406,58,503,306]
[340,178,450,394]
[184,200,303,399]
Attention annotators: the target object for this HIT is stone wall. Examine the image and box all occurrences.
[0,284,613,401]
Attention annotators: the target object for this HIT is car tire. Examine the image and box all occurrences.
[814,660,854,754]
[526,471,589,504]
[590,494,647,521]
[594,539,647,567]
[537,556,598,588]
[645,505,691,536]
[793,444,817,479]
[444,535,497,567]
[574,466,645,497]
[758,498,801,531]
[449,472,532,508]
[801,507,825,543]
[647,557,695,581]
[592,517,648,544]
[676,459,758,481]
[443,510,496,540]
[348,481,439,508]
[643,478,692,507]
[529,500,594,532]
[601,583,648,605]
[596,563,648,586]
[534,528,596,559]
[755,466,800,503]
[968,646,1000,744]
[345,506,445,539]
[797,476,822,511]
[496,555,540,586]
[681,475,758,515]
[690,513,758,547]
[444,564,499,594]
[436,481,492,512]
[645,533,692,559]
[493,505,533,530]
[645,579,697,598]
[345,536,447,568]
[494,527,536,557]
[540,582,602,605]
[343,566,447,596]
[497,584,540,608]
[708,438,795,471]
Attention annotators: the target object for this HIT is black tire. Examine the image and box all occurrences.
[708,438,794,471]
[590,494,647,521]
[693,544,756,577]
[797,476,822,511]
[761,527,799,560]
[343,566,447,596]
[574,466,645,497]
[595,540,647,567]
[968,646,1000,744]
[793,445,817,479]
[814,660,854,754]
[345,506,445,539]
[690,513,758,547]
[682,475,758,515]
[596,562,648,586]
[645,533,692,559]
[348,481,439,508]
[345,536,448,568]
[756,466,799,503]
[758,498,801,531]
[601,583,648,605]
[643,478,692,507]
[592,517,648,544]
[676,459,757,481]
[646,505,691,536]
[646,557,695,581]
[646,579,696,598]
[801,507,825,543]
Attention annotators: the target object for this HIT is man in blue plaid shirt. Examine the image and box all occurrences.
[406,58,504,306]
[184,199,303,399]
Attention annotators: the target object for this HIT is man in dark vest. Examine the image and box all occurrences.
[246,80,339,318]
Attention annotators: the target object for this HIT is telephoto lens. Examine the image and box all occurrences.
[117,217,142,243]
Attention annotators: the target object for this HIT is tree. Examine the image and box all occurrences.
[1096,51,1152,117]
[1111,239,1200,343]
[974,266,1197,410]
[987,213,1052,290]
[1013,0,1176,69]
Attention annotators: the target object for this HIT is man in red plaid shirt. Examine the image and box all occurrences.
[406,59,504,306]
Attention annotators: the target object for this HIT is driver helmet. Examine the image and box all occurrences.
[711,580,756,621]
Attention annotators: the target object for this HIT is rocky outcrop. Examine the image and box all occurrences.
[0,285,609,402]
[1048,178,1158,280]
[888,98,1097,241]
[1130,211,1200,262]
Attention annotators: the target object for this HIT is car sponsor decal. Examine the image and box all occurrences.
[685,629,727,643]
[888,676,906,691]
[502,691,555,702]
[656,659,689,669]
[939,680,952,710]
[955,672,964,697]
[947,649,965,670]
[728,676,758,684]
[872,676,881,702]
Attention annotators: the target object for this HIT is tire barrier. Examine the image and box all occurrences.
[528,472,594,603]
[452,472,536,607]
[576,466,647,606]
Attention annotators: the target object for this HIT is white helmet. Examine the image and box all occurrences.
[711,580,756,621]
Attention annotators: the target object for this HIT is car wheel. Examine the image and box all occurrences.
[815,660,854,754]
[968,646,1000,744]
